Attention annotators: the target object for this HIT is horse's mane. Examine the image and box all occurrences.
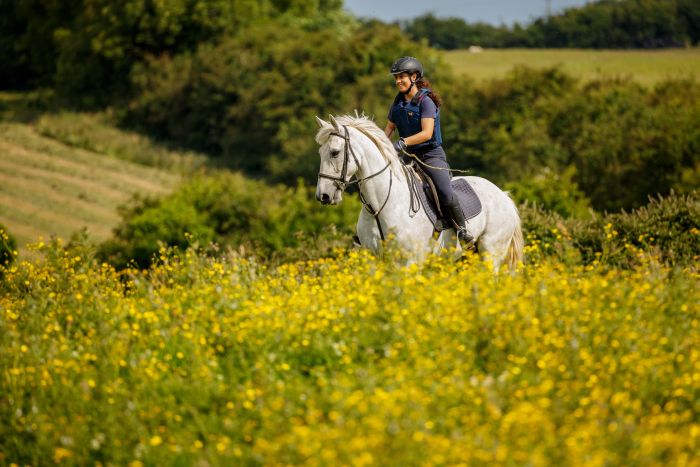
[315,113,405,181]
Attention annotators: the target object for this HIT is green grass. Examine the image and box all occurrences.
[443,47,700,85]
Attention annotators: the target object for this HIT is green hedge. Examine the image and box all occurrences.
[99,172,362,268]
[100,169,698,270]
[521,190,700,267]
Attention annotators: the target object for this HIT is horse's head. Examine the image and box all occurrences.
[314,115,361,205]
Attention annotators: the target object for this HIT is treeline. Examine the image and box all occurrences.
[402,0,700,49]
[0,0,347,93]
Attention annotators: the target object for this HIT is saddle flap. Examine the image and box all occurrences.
[410,165,482,231]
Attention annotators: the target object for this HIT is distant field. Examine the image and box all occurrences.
[0,120,179,252]
[443,48,700,85]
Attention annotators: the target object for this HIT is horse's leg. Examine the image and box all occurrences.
[475,233,510,271]
[356,209,381,253]
[462,177,522,271]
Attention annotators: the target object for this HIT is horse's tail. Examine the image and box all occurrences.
[505,198,524,271]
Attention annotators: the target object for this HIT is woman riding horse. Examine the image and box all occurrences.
[384,56,473,245]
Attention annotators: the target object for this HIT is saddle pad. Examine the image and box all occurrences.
[418,178,482,231]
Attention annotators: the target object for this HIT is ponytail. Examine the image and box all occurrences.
[416,77,442,108]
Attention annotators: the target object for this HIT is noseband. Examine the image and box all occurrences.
[317,125,393,239]
[317,126,361,191]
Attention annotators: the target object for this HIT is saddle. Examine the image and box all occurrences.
[406,161,482,232]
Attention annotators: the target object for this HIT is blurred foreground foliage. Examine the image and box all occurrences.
[1,235,698,465]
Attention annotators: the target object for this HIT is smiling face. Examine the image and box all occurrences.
[393,71,418,94]
[316,132,352,205]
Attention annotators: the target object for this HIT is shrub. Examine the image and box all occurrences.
[521,190,699,267]
[99,172,362,268]
[443,70,699,213]
[505,165,592,219]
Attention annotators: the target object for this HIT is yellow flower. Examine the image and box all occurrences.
[53,447,72,462]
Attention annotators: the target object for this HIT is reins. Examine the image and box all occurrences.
[400,148,472,174]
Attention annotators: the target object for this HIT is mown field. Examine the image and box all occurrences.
[0,92,198,252]
[1,244,698,465]
[0,123,177,246]
[444,47,700,84]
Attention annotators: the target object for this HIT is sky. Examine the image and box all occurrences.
[343,0,592,26]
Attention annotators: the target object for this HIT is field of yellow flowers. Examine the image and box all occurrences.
[1,239,698,466]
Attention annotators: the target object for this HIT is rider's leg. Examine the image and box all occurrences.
[420,150,474,245]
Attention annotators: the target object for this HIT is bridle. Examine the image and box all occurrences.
[318,125,391,190]
[317,125,393,239]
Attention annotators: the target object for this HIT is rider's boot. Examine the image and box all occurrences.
[444,201,475,249]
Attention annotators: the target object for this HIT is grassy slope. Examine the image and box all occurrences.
[443,47,700,85]
[0,92,189,252]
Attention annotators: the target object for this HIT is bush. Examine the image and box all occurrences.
[551,77,700,211]
[99,172,362,268]
[506,165,592,219]
[521,190,700,267]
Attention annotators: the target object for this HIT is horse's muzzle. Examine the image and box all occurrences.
[318,192,332,205]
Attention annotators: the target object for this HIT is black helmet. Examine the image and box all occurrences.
[390,56,423,78]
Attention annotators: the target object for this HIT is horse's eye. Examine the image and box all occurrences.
[330,149,340,158]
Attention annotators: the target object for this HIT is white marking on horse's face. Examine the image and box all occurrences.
[316,134,356,205]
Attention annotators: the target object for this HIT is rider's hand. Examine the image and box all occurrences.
[393,138,407,154]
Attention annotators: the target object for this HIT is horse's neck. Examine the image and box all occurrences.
[355,136,409,222]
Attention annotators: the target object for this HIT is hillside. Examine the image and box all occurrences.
[444,47,700,85]
[0,93,183,251]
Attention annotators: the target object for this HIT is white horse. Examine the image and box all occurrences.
[315,114,523,270]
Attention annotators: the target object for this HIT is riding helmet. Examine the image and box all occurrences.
[390,56,423,78]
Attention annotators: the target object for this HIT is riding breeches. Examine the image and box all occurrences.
[416,146,456,207]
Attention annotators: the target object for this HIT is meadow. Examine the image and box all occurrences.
[443,47,700,84]
[1,241,698,465]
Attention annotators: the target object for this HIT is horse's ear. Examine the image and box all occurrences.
[329,115,340,131]
[315,116,327,128]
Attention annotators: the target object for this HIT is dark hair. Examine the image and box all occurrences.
[416,77,442,108]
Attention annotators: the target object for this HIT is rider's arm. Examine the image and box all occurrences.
[402,118,434,146]
[384,121,396,138]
